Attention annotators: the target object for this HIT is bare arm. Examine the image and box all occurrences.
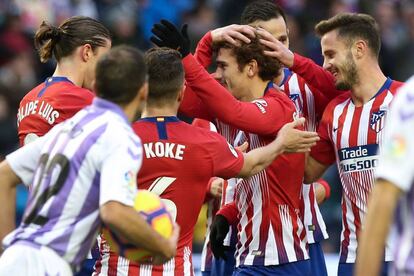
[0,161,21,252]
[237,118,319,178]
[304,156,329,184]
[100,201,179,264]
[355,179,402,276]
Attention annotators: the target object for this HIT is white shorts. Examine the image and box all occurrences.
[0,242,73,275]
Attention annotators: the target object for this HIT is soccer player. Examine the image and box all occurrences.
[152,20,314,275]
[0,45,179,275]
[355,76,414,276]
[261,13,403,276]
[187,2,333,275]
[94,47,319,275]
[17,16,111,146]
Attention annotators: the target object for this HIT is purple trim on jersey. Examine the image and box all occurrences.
[127,147,140,160]
[128,134,141,148]
[23,131,71,223]
[93,98,129,124]
[73,218,101,267]
[48,171,100,258]
[42,124,107,230]
[20,123,107,250]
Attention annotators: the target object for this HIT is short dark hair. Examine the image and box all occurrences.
[241,0,287,24]
[315,13,381,57]
[95,45,147,105]
[144,47,184,106]
[34,16,111,63]
[213,36,281,81]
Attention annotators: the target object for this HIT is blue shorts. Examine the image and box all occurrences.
[74,258,96,276]
[210,245,236,276]
[233,260,311,276]
[309,242,327,276]
[338,261,391,276]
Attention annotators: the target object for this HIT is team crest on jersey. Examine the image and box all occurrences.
[370,110,386,133]
[288,94,303,113]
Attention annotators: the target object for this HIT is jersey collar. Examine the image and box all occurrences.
[370,77,393,100]
[92,98,129,124]
[45,76,74,85]
[140,116,180,122]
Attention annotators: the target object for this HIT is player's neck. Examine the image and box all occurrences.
[273,68,285,87]
[351,63,387,106]
[244,79,268,102]
[141,105,178,118]
[53,59,84,88]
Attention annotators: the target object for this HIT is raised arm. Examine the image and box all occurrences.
[183,53,293,136]
[256,27,345,101]
[179,26,255,119]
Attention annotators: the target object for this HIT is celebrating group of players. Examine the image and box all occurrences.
[0,1,413,275]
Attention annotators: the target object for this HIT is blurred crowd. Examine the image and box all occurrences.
[0,0,413,254]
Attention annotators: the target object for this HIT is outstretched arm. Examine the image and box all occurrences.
[238,118,319,178]
[0,161,20,252]
[256,27,345,101]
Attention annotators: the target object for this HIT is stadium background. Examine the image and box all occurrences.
[0,0,413,274]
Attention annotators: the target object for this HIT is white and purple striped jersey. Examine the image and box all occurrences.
[376,76,414,274]
[3,98,142,272]
[311,78,404,263]
[275,68,329,244]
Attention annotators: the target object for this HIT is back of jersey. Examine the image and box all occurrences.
[17,77,94,146]
[5,99,139,270]
[122,116,243,275]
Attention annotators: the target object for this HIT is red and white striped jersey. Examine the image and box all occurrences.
[195,119,242,272]
[275,68,329,244]
[94,116,245,276]
[310,78,404,263]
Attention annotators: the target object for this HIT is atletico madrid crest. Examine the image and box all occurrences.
[370,110,386,133]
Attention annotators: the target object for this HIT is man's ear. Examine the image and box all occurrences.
[246,59,259,78]
[177,85,185,103]
[80,44,93,62]
[138,82,149,103]
[353,39,368,60]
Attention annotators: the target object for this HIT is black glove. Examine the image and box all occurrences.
[209,215,230,260]
[150,19,190,57]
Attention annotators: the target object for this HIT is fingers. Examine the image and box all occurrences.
[160,19,179,32]
[212,24,256,45]
[181,24,188,38]
[236,141,249,153]
[150,36,164,47]
[255,28,277,41]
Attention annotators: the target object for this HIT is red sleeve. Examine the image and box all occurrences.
[207,131,244,179]
[194,31,213,68]
[178,84,214,120]
[291,53,347,101]
[310,103,336,165]
[183,54,295,136]
[216,201,238,226]
[203,177,217,203]
[178,32,215,119]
